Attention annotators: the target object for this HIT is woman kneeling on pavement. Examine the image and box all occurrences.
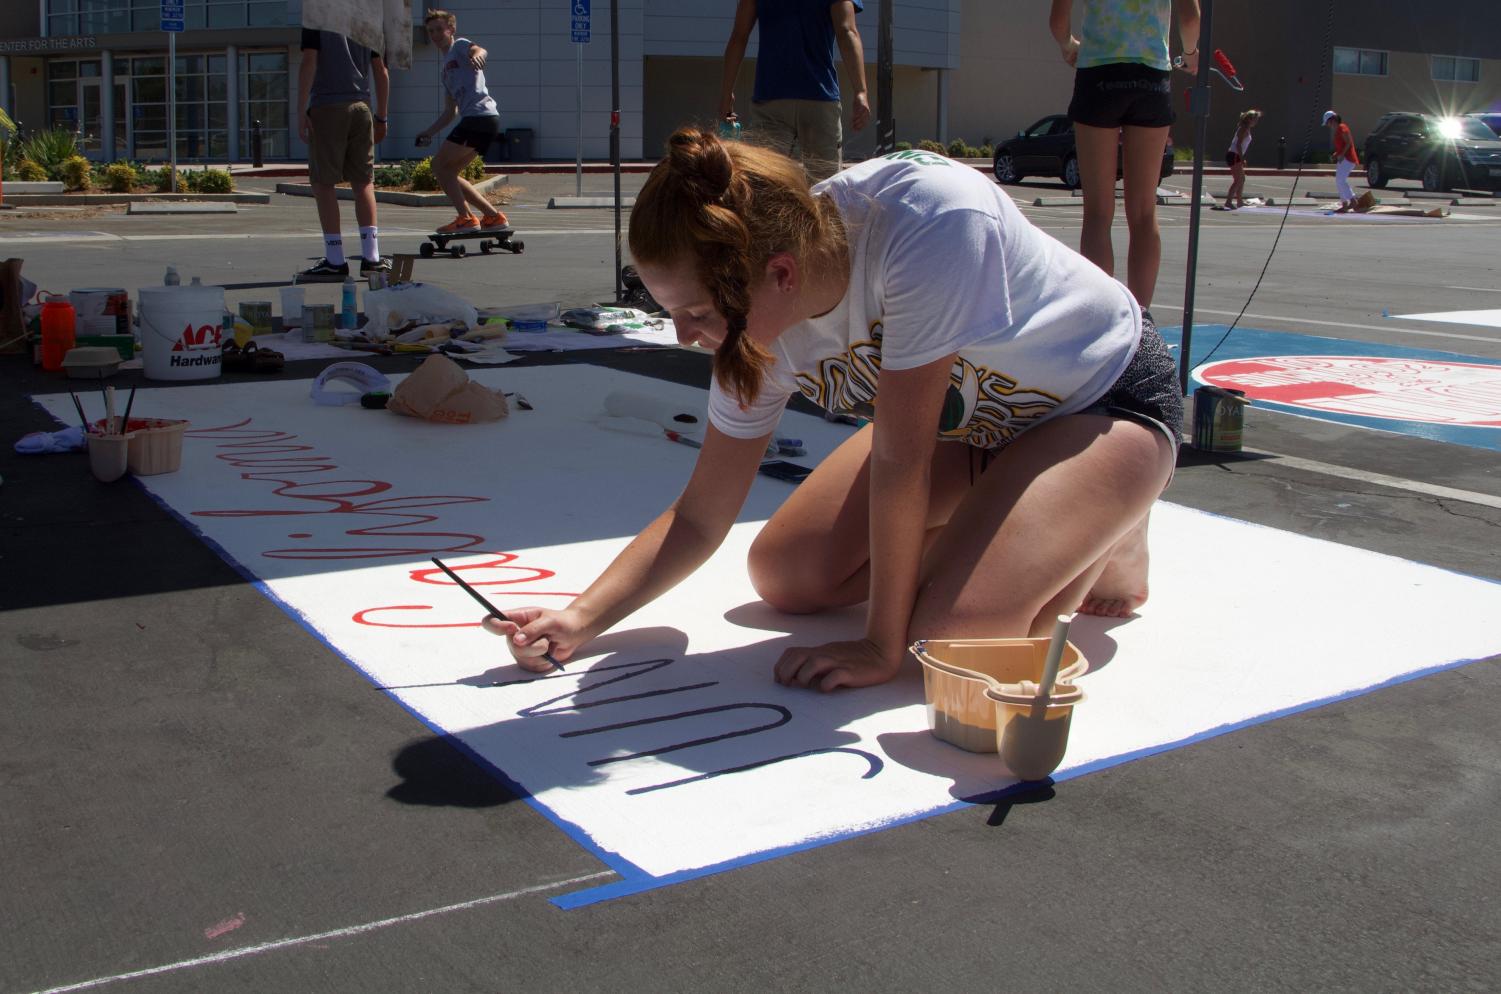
[487,129,1182,691]
[416,9,508,234]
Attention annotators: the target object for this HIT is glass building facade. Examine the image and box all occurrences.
[10,0,295,162]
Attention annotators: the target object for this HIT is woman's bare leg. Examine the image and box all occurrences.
[433,141,487,217]
[1121,125,1169,309]
[1074,124,1122,278]
[748,414,1174,640]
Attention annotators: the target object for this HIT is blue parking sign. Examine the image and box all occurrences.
[571,0,589,42]
[160,0,184,31]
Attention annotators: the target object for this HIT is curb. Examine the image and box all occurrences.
[0,192,270,206]
[275,172,509,206]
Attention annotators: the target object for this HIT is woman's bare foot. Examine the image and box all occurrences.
[1079,518,1151,617]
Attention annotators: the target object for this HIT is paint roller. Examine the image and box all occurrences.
[602,390,702,432]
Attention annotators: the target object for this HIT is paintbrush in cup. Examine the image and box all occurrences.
[1037,614,1073,701]
[430,557,564,671]
[120,385,137,433]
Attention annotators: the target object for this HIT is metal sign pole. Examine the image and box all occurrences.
[1178,0,1214,394]
[168,31,176,192]
[572,0,589,197]
[611,0,621,302]
[576,43,583,196]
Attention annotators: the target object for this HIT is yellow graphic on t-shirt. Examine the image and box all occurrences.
[792,322,1062,449]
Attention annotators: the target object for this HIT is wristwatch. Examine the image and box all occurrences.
[373,116,387,123]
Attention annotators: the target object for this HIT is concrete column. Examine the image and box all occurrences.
[936,68,949,144]
[225,44,239,162]
[100,50,115,161]
[39,0,48,38]
[0,57,11,121]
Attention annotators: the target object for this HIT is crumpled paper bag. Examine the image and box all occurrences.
[387,355,508,424]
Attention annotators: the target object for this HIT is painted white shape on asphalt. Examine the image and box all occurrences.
[1150,303,1501,345]
[1390,308,1501,330]
[31,368,1501,886]
[1199,355,1501,426]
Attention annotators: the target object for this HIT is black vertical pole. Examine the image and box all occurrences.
[1177,0,1213,395]
[875,0,894,153]
[612,0,623,303]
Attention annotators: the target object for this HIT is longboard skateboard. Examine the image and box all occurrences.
[420,225,525,259]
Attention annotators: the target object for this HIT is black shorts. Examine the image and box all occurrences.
[1225,151,1243,167]
[446,115,500,153]
[1068,63,1175,129]
[1079,314,1183,451]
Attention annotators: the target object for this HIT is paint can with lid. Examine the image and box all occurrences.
[1192,385,1249,452]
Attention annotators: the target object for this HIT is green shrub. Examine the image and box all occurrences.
[978,144,994,159]
[462,156,486,182]
[59,154,92,191]
[1173,145,1194,161]
[946,138,969,158]
[152,166,176,192]
[191,168,233,193]
[17,158,48,182]
[102,161,137,192]
[894,140,912,152]
[373,160,416,187]
[410,157,439,191]
[20,128,79,179]
[916,139,945,154]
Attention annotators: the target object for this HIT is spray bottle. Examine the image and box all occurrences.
[341,275,358,331]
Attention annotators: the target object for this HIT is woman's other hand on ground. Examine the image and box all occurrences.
[1060,36,1081,66]
[773,638,904,692]
[482,606,592,672]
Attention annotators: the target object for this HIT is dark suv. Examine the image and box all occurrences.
[992,114,1174,189]
[1362,112,1501,192]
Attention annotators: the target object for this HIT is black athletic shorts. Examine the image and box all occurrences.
[1068,63,1175,129]
[447,115,500,153]
[1225,151,1243,167]
[1079,313,1183,451]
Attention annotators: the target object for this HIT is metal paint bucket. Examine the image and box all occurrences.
[1192,385,1249,452]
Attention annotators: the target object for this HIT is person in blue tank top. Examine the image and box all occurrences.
[719,1,870,182]
[416,9,508,234]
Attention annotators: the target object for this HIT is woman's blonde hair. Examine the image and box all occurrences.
[424,9,456,28]
[1238,109,1263,128]
[629,127,846,404]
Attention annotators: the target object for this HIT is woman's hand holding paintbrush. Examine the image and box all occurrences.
[481,605,595,673]
[431,558,571,672]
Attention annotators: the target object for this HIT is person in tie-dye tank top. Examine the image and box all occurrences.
[1049,0,1199,311]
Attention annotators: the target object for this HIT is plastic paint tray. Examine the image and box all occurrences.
[911,636,1087,754]
[123,418,188,475]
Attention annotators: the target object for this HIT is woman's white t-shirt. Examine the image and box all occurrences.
[707,151,1142,449]
[1228,128,1253,157]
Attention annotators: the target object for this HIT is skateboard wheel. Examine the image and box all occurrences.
[511,241,524,254]
[419,242,435,258]
[452,243,466,258]
[480,240,493,255]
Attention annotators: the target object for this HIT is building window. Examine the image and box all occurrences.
[48,0,288,33]
[241,51,289,158]
[1431,55,1480,83]
[1333,47,1388,77]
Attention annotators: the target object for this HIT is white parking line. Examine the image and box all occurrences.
[26,871,615,994]
[1150,302,1500,345]
[1238,449,1501,511]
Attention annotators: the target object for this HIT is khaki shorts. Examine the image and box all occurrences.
[307,101,374,186]
[751,98,843,181]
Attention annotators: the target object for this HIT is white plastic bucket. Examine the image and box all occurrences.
[69,288,131,336]
[139,284,225,381]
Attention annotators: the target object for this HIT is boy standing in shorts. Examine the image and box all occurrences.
[297,28,390,281]
[415,10,507,233]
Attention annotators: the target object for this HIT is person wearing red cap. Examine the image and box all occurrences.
[1323,110,1360,212]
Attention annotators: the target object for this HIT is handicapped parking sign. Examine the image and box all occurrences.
[571,0,590,43]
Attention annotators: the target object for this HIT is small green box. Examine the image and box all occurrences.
[74,334,136,362]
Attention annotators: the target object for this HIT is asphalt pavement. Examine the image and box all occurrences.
[2,167,1498,993]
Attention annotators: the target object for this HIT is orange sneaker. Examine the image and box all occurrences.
[479,211,509,229]
[437,214,480,234]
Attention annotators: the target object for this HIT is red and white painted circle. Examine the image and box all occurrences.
[1197,356,1501,427]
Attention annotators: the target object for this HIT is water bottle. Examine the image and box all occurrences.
[40,294,77,372]
[718,117,742,142]
[341,276,358,331]
[164,265,180,286]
